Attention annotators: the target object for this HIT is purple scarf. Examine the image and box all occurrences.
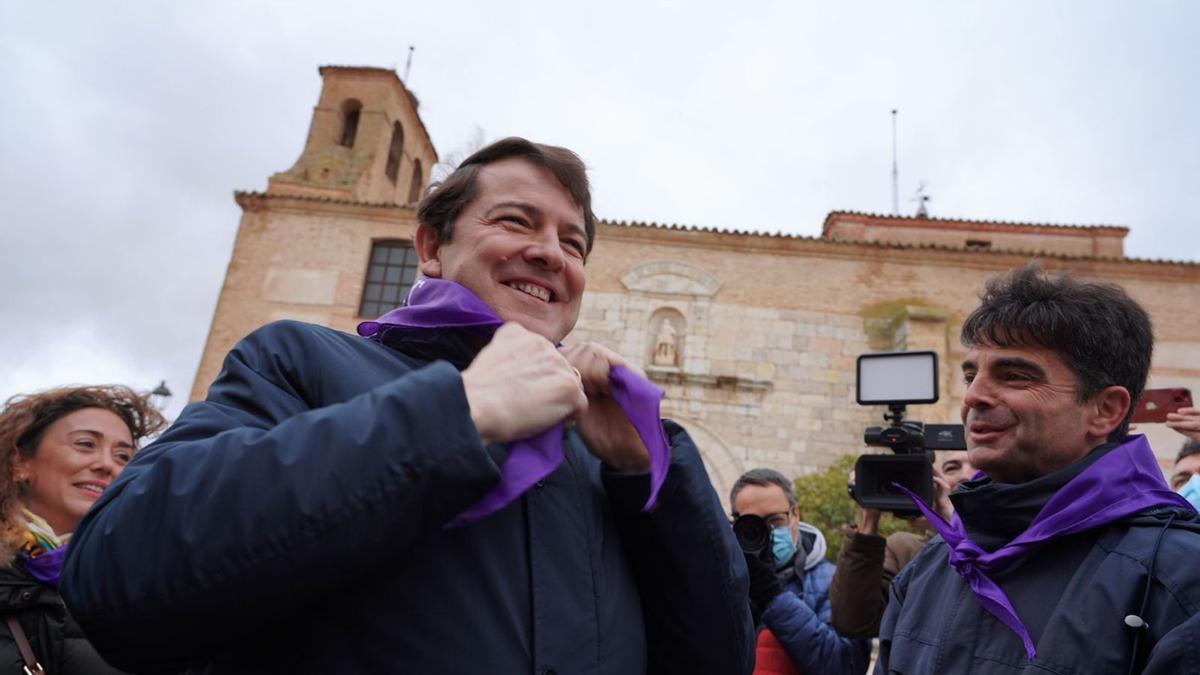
[358,278,671,528]
[898,434,1194,660]
[21,545,67,587]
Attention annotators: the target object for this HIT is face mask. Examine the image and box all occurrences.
[1178,473,1200,511]
[771,526,796,569]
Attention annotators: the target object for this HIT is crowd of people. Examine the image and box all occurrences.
[3,137,1198,674]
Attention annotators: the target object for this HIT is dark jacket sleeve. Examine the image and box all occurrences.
[763,562,870,675]
[830,529,926,639]
[874,552,915,675]
[829,530,889,638]
[600,421,755,675]
[60,322,503,673]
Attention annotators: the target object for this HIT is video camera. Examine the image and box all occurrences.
[850,351,965,516]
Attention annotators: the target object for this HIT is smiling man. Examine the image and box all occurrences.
[61,138,754,674]
[875,263,1200,675]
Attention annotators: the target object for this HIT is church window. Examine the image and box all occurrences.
[359,240,419,317]
[408,159,424,203]
[385,122,405,183]
[339,100,362,148]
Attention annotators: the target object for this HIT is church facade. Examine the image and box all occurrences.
[193,66,1200,509]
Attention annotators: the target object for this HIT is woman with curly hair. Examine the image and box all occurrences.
[0,384,165,674]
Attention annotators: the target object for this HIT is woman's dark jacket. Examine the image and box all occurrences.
[0,562,125,674]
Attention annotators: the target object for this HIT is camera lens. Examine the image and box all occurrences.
[732,514,770,554]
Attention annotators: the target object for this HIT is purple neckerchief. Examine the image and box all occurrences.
[21,545,67,587]
[358,278,671,528]
[896,434,1193,660]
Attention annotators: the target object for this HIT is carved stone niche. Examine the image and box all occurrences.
[648,308,685,368]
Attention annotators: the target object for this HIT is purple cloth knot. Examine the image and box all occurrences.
[358,278,671,528]
[947,539,983,575]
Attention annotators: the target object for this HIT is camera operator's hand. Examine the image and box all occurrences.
[856,507,882,535]
[744,552,786,616]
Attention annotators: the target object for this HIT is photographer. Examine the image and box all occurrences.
[732,469,869,675]
[829,451,973,638]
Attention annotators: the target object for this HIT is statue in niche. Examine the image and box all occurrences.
[653,319,679,367]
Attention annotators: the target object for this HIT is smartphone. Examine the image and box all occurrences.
[1130,388,1193,423]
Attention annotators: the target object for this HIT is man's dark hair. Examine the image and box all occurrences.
[416,136,595,254]
[1176,440,1200,466]
[960,262,1153,441]
[730,468,797,513]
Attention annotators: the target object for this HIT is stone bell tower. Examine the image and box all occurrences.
[191,66,439,402]
[268,66,438,205]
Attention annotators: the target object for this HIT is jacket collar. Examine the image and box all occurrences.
[375,326,490,371]
[951,441,1117,552]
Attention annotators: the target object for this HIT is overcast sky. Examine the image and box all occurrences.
[1,1,1197,420]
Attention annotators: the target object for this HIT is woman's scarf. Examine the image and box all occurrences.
[897,434,1193,660]
[15,508,69,587]
[358,277,671,528]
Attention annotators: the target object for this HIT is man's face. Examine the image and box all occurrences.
[939,450,977,490]
[416,157,588,343]
[732,483,797,542]
[961,344,1103,483]
[1171,453,1200,491]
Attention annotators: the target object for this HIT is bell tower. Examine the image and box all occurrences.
[268,66,438,205]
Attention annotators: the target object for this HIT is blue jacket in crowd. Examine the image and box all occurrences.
[762,523,871,675]
[60,321,755,674]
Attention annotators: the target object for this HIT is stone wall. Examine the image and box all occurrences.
[193,206,1200,511]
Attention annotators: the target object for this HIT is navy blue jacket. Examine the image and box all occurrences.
[876,444,1200,674]
[61,321,754,674]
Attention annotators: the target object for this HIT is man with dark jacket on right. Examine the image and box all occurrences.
[876,263,1200,674]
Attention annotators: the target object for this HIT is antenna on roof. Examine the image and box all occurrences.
[912,182,931,218]
[403,46,415,82]
[891,109,899,215]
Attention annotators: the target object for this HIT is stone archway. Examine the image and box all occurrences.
[666,414,742,515]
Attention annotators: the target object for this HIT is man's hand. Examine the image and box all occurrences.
[559,342,651,472]
[1167,407,1200,442]
[743,552,785,622]
[461,323,587,445]
[856,507,882,535]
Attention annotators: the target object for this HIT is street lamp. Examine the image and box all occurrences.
[149,380,173,411]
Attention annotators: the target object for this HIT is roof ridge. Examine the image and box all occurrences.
[230,195,1195,267]
[599,219,1196,267]
[823,209,1129,232]
[235,190,415,209]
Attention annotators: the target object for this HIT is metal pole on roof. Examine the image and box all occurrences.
[891,109,899,215]
[404,46,415,82]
